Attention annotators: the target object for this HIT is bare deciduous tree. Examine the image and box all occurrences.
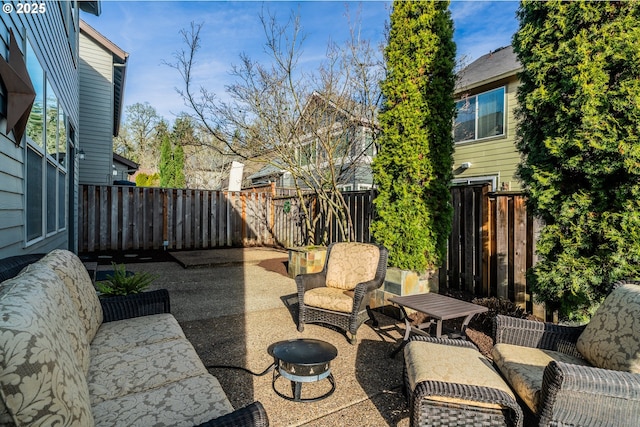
[168,7,384,244]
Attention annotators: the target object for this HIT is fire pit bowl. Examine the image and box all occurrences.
[271,338,338,402]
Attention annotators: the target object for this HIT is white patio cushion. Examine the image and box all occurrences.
[405,340,515,410]
[91,374,234,427]
[91,313,185,357]
[304,287,354,313]
[492,343,589,413]
[0,264,94,426]
[325,243,379,290]
[39,249,104,343]
[88,338,208,405]
[576,284,640,373]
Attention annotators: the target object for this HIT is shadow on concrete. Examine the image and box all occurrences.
[355,338,408,426]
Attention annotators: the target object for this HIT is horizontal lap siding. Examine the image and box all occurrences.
[0,4,78,257]
[79,31,113,185]
[453,79,520,190]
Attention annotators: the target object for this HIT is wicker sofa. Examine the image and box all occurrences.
[492,281,640,426]
[0,249,268,427]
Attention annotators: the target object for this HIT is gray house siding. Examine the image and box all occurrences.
[0,2,81,258]
[78,30,113,185]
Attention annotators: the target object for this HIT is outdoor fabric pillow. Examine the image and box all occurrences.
[39,249,104,343]
[0,264,94,426]
[325,242,380,290]
[576,284,640,373]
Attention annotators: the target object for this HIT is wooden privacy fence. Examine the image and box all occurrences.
[79,185,281,252]
[79,183,538,309]
[79,185,376,252]
[443,184,541,311]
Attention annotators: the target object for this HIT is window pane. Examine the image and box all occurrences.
[58,108,67,167]
[26,42,44,147]
[477,88,505,139]
[299,142,316,166]
[46,80,59,158]
[26,147,43,241]
[58,170,66,229]
[47,161,56,234]
[334,133,349,159]
[364,132,375,157]
[454,97,476,143]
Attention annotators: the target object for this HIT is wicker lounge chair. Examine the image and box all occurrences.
[492,281,640,426]
[296,242,388,344]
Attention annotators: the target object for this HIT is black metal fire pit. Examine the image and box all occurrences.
[271,338,338,402]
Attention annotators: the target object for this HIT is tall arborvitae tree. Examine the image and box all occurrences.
[173,143,186,188]
[159,135,175,188]
[372,1,456,272]
[514,1,640,320]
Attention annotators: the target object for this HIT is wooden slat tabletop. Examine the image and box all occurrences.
[389,293,488,320]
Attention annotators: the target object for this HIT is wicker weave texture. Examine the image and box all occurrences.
[403,338,523,427]
[297,242,388,343]
[195,402,269,427]
[494,295,640,427]
[100,289,171,322]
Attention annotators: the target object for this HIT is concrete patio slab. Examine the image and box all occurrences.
[100,248,410,426]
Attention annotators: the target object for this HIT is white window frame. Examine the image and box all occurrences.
[24,38,68,246]
[451,175,498,192]
[454,86,506,144]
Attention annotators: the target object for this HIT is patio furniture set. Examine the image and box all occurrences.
[296,242,640,426]
[1,242,639,427]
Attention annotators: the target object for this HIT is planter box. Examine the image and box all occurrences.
[370,268,439,313]
[287,246,327,279]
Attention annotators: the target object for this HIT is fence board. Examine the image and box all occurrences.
[110,187,119,249]
[513,196,528,308]
[463,186,475,293]
[495,196,509,299]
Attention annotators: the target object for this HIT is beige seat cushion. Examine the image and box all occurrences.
[304,287,354,313]
[405,341,515,410]
[0,264,94,426]
[39,249,104,343]
[576,284,640,373]
[492,343,589,413]
[91,314,185,357]
[325,243,380,290]
[88,338,208,405]
[91,374,234,427]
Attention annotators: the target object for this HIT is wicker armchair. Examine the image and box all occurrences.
[296,242,388,344]
[492,281,640,427]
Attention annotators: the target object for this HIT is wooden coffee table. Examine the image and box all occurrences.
[389,293,488,357]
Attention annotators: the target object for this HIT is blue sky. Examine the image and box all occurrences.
[82,1,520,122]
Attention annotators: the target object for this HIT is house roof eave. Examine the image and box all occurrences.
[455,68,522,95]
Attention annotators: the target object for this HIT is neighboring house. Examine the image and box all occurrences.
[112,152,138,184]
[452,45,522,191]
[249,92,376,191]
[247,157,292,188]
[0,1,100,257]
[78,19,128,185]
